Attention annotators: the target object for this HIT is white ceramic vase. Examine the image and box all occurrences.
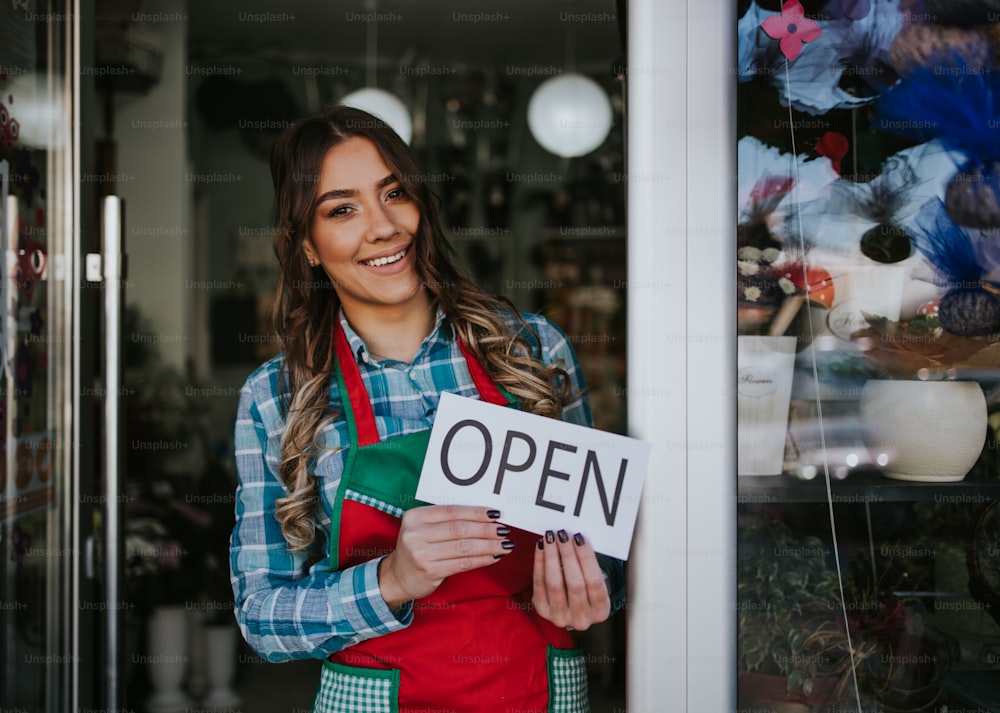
[145,605,193,713]
[186,610,208,699]
[859,379,987,482]
[201,623,242,709]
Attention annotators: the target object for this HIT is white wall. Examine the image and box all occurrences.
[114,0,192,370]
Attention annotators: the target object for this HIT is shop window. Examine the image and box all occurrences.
[736,2,1000,710]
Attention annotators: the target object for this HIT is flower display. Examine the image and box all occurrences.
[738,247,835,337]
[909,199,1000,337]
[739,0,901,114]
[851,311,1000,378]
[125,483,213,611]
[737,1,999,707]
[876,53,1000,229]
[737,137,839,245]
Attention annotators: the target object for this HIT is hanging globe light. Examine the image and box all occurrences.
[527,73,613,158]
[340,87,413,145]
[337,0,413,145]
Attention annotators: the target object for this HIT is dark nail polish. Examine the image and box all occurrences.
[557,529,569,543]
[502,540,516,550]
[487,509,501,519]
[545,530,555,544]
[496,526,511,537]
[537,539,544,550]
[494,554,504,560]
[573,532,585,546]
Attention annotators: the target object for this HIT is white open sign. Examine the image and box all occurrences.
[416,392,650,560]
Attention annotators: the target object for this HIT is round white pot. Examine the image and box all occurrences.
[201,623,242,709]
[859,379,987,482]
[145,605,193,713]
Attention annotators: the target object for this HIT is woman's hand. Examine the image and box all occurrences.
[378,505,512,608]
[532,530,611,631]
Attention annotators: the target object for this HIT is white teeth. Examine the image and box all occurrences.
[364,247,407,267]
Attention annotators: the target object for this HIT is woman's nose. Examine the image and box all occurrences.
[366,201,399,241]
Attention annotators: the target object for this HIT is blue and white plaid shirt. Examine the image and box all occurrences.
[231,308,625,662]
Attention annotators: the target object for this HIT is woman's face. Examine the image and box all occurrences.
[303,137,424,319]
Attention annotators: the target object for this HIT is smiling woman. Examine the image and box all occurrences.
[229,106,626,713]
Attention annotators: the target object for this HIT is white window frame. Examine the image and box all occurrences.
[627,2,736,709]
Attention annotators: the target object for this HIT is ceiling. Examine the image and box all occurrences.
[184,0,625,73]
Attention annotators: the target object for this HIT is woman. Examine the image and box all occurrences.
[231,106,625,713]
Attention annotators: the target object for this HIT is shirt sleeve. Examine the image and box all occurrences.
[534,316,627,616]
[533,315,593,429]
[230,375,412,663]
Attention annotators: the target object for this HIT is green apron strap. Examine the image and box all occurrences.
[327,362,358,571]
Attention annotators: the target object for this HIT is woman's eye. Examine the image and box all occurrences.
[327,205,351,217]
[387,187,406,200]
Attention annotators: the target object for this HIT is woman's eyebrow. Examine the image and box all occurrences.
[315,187,355,203]
[315,174,398,205]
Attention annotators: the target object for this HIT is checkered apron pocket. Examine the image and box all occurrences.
[547,646,591,713]
[313,660,400,713]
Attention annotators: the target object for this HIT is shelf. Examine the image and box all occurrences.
[737,469,1000,504]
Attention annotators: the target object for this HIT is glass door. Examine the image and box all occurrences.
[0,0,76,710]
[92,1,628,711]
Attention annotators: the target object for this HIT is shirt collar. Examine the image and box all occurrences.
[338,306,453,365]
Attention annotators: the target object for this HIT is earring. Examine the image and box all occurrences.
[307,257,317,267]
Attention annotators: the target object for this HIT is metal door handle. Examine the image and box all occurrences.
[3,195,17,486]
[99,195,125,712]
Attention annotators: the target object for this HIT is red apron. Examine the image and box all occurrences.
[312,320,590,713]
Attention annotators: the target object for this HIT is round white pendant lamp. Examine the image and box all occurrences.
[337,0,412,145]
[527,73,613,158]
[340,87,413,144]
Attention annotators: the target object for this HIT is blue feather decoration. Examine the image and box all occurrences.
[975,228,1000,282]
[875,53,1000,164]
[909,199,988,286]
[910,199,1000,336]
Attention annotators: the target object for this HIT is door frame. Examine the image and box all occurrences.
[626,1,736,709]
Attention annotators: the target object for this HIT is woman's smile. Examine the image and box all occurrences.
[360,244,411,269]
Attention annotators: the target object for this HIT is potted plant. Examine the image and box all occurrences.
[188,456,242,709]
[842,547,958,712]
[906,500,1000,649]
[122,305,225,709]
[124,443,242,710]
[125,479,212,713]
[737,516,854,710]
[738,511,962,712]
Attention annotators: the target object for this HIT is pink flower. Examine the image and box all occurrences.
[760,0,822,63]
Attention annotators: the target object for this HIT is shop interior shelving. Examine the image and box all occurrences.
[738,469,1000,503]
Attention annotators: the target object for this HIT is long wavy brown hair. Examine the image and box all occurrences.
[270,106,575,551]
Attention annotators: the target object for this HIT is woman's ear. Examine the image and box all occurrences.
[302,240,318,267]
